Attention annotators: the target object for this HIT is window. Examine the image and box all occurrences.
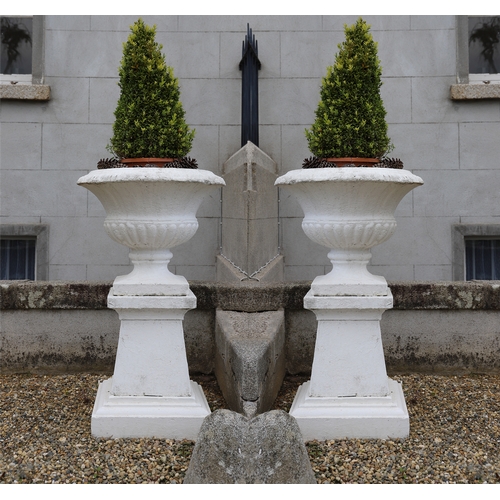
[0,16,33,84]
[0,15,49,100]
[1,238,36,279]
[453,224,500,280]
[465,238,500,280]
[0,225,48,280]
[451,16,500,99]
[468,16,500,83]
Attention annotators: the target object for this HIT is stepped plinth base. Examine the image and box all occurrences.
[290,378,409,441]
[91,378,210,440]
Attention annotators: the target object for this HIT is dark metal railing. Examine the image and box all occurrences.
[239,24,261,147]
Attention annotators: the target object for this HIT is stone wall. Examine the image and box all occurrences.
[2,16,499,283]
[1,280,499,375]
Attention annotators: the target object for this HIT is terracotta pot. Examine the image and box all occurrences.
[121,158,175,167]
[325,157,380,167]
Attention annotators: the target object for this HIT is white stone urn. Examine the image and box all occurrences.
[275,167,424,296]
[275,167,423,440]
[78,167,225,296]
[77,167,225,440]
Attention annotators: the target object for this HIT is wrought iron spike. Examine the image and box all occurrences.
[240,24,261,147]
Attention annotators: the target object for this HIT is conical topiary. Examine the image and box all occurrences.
[108,18,195,159]
[305,18,392,159]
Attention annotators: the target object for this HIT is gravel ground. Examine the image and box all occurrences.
[1,372,499,484]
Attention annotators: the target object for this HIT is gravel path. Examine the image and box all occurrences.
[1,373,499,484]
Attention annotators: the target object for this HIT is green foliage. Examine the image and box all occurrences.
[108,19,194,159]
[305,18,392,159]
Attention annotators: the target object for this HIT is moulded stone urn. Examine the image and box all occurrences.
[275,167,424,296]
[77,167,225,440]
[78,168,225,296]
[275,167,423,441]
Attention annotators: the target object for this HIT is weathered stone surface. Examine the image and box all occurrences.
[218,142,282,280]
[0,309,119,375]
[382,309,500,374]
[3,280,499,312]
[215,309,285,417]
[245,410,316,483]
[0,281,111,310]
[183,409,316,484]
[0,83,51,100]
[193,281,287,312]
[216,253,284,283]
[390,281,500,310]
[450,83,500,100]
[2,280,500,375]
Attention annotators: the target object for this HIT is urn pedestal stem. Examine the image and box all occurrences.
[111,249,190,296]
[311,248,388,296]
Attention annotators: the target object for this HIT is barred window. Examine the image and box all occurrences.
[0,225,48,280]
[0,238,36,280]
[465,239,500,280]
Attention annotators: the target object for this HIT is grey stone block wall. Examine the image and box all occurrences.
[1,15,499,282]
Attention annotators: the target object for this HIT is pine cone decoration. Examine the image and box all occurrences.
[302,156,337,168]
[378,158,404,169]
[170,156,198,169]
[97,158,124,169]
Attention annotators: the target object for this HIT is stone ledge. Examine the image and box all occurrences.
[0,281,112,310]
[1,280,500,311]
[0,83,51,100]
[450,83,500,100]
[390,280,500,310]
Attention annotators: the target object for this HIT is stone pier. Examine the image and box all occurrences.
[214,142,285,417]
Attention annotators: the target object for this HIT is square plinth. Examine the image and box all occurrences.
[290,378,409,441]
[91,378,210,440]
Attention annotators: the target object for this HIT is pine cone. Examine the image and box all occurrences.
[170,156,198,169]
[302,156,337,168]
[378,157,404,169]
[97,158,124,169]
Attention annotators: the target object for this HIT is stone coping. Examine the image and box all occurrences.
[1,280,499,312]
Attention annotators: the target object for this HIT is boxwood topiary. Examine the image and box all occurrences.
[108,18,195,160]
[305,18,392,159]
